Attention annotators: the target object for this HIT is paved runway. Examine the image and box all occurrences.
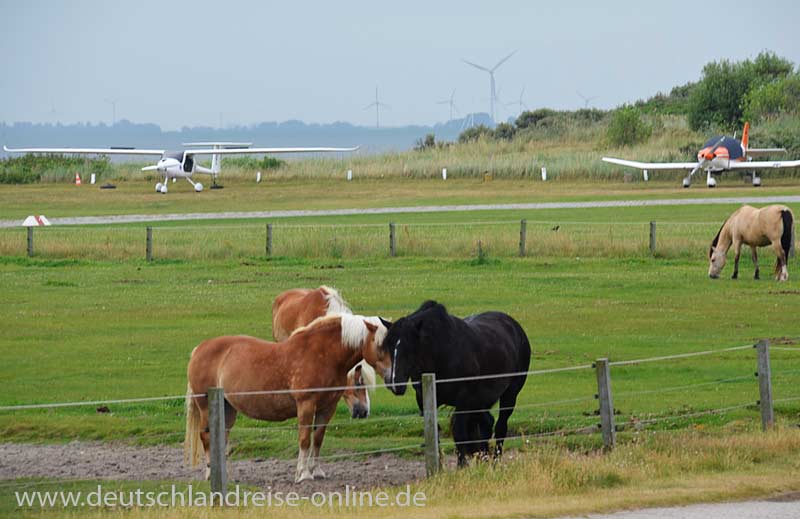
[2,195,799,227]
[561,495,800,519]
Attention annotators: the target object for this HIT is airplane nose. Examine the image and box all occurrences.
[704,152,715,160]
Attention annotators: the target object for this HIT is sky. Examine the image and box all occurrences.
[1,0,799,130]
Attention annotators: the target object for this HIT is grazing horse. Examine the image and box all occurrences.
[378,301,531,466]
[709,205,794,281]
[272,286,376,418]
[185,314,388,483]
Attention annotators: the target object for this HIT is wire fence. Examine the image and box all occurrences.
[1,339,798,489]
[1,218,733,261]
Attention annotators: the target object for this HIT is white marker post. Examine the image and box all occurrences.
[442,168,447,180]
[347,169,353,181]
[643,169,649,182]
[541,167,547,181]
[90,173,96,185]
[256,171,262,183]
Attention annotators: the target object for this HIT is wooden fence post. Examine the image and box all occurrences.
[519,219,527,257]
[389,222,396,257]
[755,340,774,431]
[422,373,440,477]
[27,227,34,257]
[595,358,616,451]
[207,387,228,496]
[146,227,153,262]
[266,224,273,257]
[649,221,656,256]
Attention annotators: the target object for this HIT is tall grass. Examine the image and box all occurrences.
[0,220,722,261]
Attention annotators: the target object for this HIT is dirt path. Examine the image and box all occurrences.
[0,442,424,494]
[2,195,799,227]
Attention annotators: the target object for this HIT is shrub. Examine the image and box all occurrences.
[606,106,652,147]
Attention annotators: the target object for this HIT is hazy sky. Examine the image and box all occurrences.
[1,0,799,130]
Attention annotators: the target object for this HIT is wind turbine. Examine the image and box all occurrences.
[436,89,459,122]
[462,50,517,124]
[364,86,390,129]
[104,98,118,126]
[506,86,529,116]
[576,91,598,108]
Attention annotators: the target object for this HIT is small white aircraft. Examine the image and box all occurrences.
[3,142,358,193]
[602,122,800,187]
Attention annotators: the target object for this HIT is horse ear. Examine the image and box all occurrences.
[363,320,377,333]
[379,317,393,329]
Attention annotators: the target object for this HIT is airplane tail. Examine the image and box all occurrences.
[741,121,750,155]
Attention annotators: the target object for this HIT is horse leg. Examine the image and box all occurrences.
[772,241,788,281]
[295,399,316,483]
[732,240,742,279]
[751,246,760,280]
[452,413,469,467]
[309,404,337,479]
[494,383,524,459]
[476,411,494,461]
[197,407,212,480]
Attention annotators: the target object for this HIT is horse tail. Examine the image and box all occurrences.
[184,381,203,468]
[781,209,794,261]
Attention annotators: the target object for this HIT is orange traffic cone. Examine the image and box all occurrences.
[75,173,82,186]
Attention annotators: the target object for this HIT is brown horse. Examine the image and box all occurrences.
[185,314,390,483]
[272,286,376,418]
[709,204,794,281]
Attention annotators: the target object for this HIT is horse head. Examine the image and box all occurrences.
[708,243,727,279]
[343,361,375,419]
[379,300,446,395]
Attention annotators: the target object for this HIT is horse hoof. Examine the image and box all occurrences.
[312,467,327,479]
[295,471,314,483]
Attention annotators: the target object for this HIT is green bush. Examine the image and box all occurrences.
[0,154,112,184]
[606,106,652,147]
[743,75,800,122]
[220,155,285,170]
[458,125,493,143]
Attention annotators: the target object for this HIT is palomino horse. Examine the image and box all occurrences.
[379,301,531,466]
[185,314,389,483]
[272,286,376,418]
[709,205,794,281]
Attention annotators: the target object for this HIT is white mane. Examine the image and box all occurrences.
[348,360,377,392]
[321,286,352,315]
[340,314,387,350]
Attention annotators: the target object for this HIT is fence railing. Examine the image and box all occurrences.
[5,219,734,261]
[1,338,798,496]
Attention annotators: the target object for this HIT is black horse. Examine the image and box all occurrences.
[379,300,531,466]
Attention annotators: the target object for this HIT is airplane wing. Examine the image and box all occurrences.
[184,146,359,156]
[602,157,700,170]
[746,148,787,157]
[729,159,800,170]
[3,145,165,155]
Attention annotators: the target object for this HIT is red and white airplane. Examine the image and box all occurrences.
[602,122,800,187]
[3,142,357,194]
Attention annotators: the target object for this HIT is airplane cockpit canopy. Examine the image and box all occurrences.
[703,136,743,160]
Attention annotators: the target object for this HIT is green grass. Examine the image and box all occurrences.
[0,247,798,460]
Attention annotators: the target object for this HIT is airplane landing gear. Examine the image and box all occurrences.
[752,174,761,187]
[155,182,163,193]
[682,177,691,188]
[185,177,203,192]
[155,181,168,194]
[706,170,717,188]
[210,175,224,190]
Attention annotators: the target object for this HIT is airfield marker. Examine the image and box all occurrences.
[541,167,547,181]
[347,169,353,181]
[90,173,96,185]
[256,171,262,183]
[442,168,447,180]
[74,173,82,186]
[643,169,649,182]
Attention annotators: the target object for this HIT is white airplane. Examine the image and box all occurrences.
[602,122,800,187]
[3,142,358,193]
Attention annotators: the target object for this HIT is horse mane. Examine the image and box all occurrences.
[341,314,387,349]
[320,286,352,315]
[709,219,729,258]
[348,360,377,391]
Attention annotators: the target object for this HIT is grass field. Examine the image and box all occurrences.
[1,179,799,517]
